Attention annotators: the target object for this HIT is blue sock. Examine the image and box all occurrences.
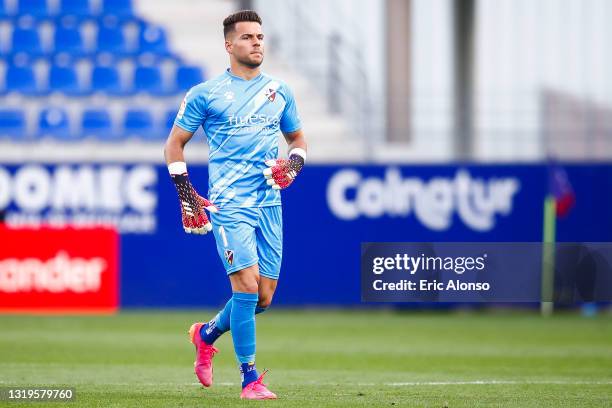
[240,362,258,388]
[231,292,259,388]
[200,298,232,345]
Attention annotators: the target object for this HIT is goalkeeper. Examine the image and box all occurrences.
[163,10,307,401]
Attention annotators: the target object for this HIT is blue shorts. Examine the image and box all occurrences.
[210,206,283,280]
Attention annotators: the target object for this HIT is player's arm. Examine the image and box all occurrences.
[164,125,218,234]
[164,124,193,164]
[284,128,307,156]
[263,129,307,190]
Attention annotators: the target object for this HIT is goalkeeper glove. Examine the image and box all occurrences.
[263,148,306,190]
[169,162,218,234]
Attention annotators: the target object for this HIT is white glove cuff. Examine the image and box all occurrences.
[168,161,187,175]
[289,148,307,162]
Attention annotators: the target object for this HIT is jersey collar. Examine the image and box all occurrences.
[225,68,264,82]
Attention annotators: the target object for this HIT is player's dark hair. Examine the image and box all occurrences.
[223,10,262,38]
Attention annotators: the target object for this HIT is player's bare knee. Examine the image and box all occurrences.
[230,266,260,294]
[244,283,260,294]
[235,277,259,293]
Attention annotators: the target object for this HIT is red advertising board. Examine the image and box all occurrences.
[0,226,119,313]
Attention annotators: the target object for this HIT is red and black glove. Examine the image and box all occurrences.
[262,148,306,190]
[169,164,218,234]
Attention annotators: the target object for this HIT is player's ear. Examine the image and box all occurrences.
[225,39,232,54]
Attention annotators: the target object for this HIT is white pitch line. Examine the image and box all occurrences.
[377,380,612,386]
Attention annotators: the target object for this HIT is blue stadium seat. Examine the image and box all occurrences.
[0,0,11,20]
[176,65,204,90]
[81,108,116,139]
[123,109,155,138]
[5,64,41,95]
[96,23,129,55]
[138,24,169,56]
[17,0,50,19]
[133,65,166,95]
[49,65,85,95]
[11,26,44,56]
[38,107,73,138]
[101,0,133,18]
[0,110,26,138]
[59,0,91,18]
[91,65,126,95]
[54,24,86,56]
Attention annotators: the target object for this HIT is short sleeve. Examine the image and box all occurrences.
[279,84,301,133]
[174,85,207,133]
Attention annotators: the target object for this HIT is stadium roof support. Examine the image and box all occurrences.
[385,0,412,143]
[453,0,475,160]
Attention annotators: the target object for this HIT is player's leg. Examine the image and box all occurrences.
[228,265,261,390]
[229,264,277,400]
[199,274,274,347]
[230,205,283,399]
[198,261,276,351]
[189,208,258,387]
[230,206,282,399]
[198,211,258,345]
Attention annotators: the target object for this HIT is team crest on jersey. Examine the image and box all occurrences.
[224,91,235,101]
[265,88,276,102]
[224,249,234,266]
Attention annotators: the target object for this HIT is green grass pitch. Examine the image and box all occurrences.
[1,310,611,407]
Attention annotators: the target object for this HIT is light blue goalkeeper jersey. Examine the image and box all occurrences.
[174,69,301,209]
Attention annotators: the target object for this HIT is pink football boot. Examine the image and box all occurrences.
[240,370,277,400]
[188,322,219,387]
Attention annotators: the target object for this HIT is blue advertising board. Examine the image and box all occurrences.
[0,163,611,307]
[126,163,612,306]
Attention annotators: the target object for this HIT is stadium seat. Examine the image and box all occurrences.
[96,23,129,55]
[81,108,116,139]
[0,0,11,20]
[123,109,155,138]
[17,0,50,19]
[5,64,40,95]
[59,0,91,19]
[138,24,169,56]
[54,24,87,57]
[101,0,133,18]
[91,65,126,95]
[10,26,44,57]
[49,65,85,95]
[0,0,200,142]
[176,65,204,90]
[133,65,165,95]
[38,107,73,138]
[0,109,26,138]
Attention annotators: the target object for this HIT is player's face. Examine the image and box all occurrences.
[226,22,265,68]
